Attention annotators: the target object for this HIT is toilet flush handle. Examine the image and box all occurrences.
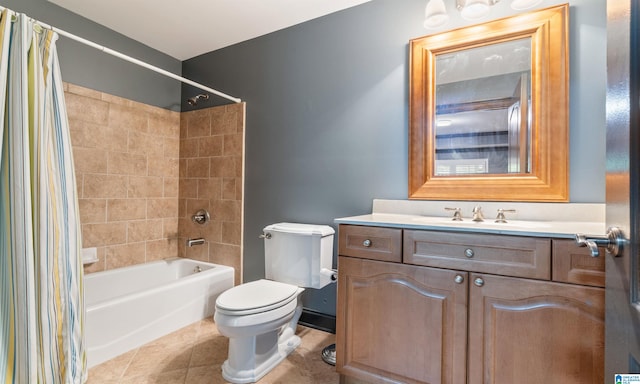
[259,232,272,239]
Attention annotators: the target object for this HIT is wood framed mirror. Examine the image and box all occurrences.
[409,4,569,201]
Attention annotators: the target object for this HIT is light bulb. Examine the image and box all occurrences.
[460,0,491,20]
[424,0,450,29]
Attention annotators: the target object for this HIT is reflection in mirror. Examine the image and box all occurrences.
[434,38,531,176]
[409,4,569,201]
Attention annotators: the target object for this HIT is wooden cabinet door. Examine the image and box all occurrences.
[336,256,468,384]
[467,273,604,384]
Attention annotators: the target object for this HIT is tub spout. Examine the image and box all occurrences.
[187,238,205,247]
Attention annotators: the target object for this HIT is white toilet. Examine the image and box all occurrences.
[214,222,335,384]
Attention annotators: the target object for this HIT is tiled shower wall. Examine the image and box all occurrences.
[66,83,243,281]
[178,104,245,284]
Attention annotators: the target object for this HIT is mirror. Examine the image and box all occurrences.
[409,4,569,201]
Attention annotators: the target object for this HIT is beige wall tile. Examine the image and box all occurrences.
[83,222,127,247]
[209,157,235,178]
[179,178,198,199]
[184,241,209,262]
[180,138,200,158]
[221,221,241,246]
[185,199,210,217]
[67,83,102,100]
[65,93,109,125]
[148,157,179,178]
[128,220,164,243]
[108,152,147,176]
[146,239,178,261]
[164,137,180,158]
[234,156,243,178]
[209,242,241,283]
[128,176,164,198]
[211,200,240,222]
[198,136,223,157]
[180,115,188,139]
[129,132,165,158]
[164,178,179,198]
[105,242,146,270]
[222,178,236,200]
[186,112,211,138]
[109,104,148,133]
[198,178,221,201]
[100,92,134,108]
[82,247,106,274]
[178,200,187,218]
[107,199,146,221]
[68,119,106,149]
[104,125,129,152]
[68,86,190,275]
[187,158,210,178]
[79,199,107,224]
[83,174,128,199]
[147,198,179,219]
[163,218,179,239]
[149,114,180,138]
[210,110,237,135]
[73,147,108,174]
[69,91,244,276]
[223,133,243,156]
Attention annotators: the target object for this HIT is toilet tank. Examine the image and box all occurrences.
[263,223,335,289]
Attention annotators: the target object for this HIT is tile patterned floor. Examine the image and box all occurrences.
[87,319,339,384]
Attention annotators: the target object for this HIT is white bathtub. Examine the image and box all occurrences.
[84,258,234,368]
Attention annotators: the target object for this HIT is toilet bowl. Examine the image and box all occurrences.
[214,223,335,384]
[214,279,305,383]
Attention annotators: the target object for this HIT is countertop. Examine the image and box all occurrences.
[334,212,606,239]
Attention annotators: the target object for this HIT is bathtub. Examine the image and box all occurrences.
[84,258,234,368]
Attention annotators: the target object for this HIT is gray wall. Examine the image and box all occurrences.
[183,0,607,316]
[4,0,182,110]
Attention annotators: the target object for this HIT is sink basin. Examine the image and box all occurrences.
[410,216,552,230]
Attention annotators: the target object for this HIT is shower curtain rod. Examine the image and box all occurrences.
[0,6,242,104]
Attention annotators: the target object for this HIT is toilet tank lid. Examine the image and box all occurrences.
[264,222,334,236]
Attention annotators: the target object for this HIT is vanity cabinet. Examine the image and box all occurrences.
[336,224,604,384]
[336,256,468,384]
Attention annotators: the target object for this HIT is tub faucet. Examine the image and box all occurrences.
[187,238,205,247]
[472,206,484,222]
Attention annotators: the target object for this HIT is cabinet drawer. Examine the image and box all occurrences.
[552,239,605,287]
[338,225,402,262]
[404,230,551,279]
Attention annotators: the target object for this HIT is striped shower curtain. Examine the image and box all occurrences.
[0,10,86,384]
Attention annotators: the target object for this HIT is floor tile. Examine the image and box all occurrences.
[88,320,339,383]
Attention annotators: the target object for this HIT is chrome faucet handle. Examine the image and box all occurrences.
[495,209,516,223]
[191,209,210,225]
[471,205,484,222]
[445,207,463,221]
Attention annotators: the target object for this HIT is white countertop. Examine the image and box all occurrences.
[334,199,607,239]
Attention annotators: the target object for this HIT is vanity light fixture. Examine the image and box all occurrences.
[424,0,450,28]
[423,0,545,28]
[457,0,496,20]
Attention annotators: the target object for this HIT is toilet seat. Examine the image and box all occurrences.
[215,279,299,316]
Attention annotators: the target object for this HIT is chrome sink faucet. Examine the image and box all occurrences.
[472,206,484,222]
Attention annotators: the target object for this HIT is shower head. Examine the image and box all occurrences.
[187,93,210,106]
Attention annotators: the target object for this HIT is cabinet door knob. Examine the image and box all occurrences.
[454,275,465,284]
[474,277,485,287]
[464,248,474,258]
[363,239,372,247]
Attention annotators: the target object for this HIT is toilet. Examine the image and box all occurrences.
[214,222,335,384]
